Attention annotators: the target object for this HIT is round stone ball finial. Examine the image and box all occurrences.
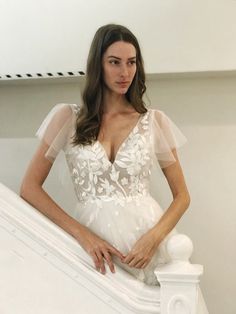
[166,234,193,262]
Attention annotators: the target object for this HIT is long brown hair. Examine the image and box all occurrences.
[72,23,147,146]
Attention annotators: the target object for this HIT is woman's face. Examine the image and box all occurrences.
[102,41,137,95]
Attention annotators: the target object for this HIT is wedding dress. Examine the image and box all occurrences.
[36,103,208,313]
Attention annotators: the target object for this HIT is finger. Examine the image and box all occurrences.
[95,250,106,274]
[122,253,134,264]
[128,257,141,267]
[102,251,115,273]
[141,262,148,269]
[135,259,146,268]
[108,245,126,260]
[91,252,101,272]
[141,260,149,268]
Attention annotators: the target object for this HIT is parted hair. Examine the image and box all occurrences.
[71,23,147,146]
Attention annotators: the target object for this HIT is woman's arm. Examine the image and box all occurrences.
[121,148,190,269]
[20,140,83,239]
[151,148,191,245]
[20,140,125,273]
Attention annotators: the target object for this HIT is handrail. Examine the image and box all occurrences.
[0,182,160,313]
[0,182,205,313]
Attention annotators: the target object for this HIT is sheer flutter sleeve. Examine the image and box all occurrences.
[35,103,77,163]
[150,109,187,168]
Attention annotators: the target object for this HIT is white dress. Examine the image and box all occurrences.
[36,104,208,314]
[36,103,208,312]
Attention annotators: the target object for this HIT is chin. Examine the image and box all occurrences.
[106,84,129,95]
[116,87,129,93]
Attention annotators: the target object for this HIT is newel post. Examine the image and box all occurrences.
[155,234,203,314]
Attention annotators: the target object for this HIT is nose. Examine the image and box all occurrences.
[120,63,129,77]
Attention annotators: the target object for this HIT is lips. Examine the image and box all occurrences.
[117,81,129,86]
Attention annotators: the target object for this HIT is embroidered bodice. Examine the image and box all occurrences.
[65,106,152,208]
[36,103,187,209]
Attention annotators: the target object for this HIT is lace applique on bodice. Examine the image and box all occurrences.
[36,102,187,209]
[65,105,153,208]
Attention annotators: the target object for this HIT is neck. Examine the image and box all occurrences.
[102,89,130,114]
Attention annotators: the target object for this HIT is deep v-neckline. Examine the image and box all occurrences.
[97,111,146,165]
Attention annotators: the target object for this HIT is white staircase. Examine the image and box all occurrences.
[0,182,206,314]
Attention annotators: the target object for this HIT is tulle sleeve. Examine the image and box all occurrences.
[150,109,187,168]
[35,103,77,163]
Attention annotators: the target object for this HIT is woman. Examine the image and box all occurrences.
[20,24,190,285]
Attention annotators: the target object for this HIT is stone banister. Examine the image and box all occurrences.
[0,182,205,313]
[155,234,204,314]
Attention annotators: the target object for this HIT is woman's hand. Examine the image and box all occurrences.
[75,224,126,274]
[121,228,159,269]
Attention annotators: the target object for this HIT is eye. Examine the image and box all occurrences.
[109,60,119,65]
[129,61,136,65]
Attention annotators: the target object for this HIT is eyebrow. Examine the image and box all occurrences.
[107,56,136,60]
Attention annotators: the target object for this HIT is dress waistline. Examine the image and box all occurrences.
[77,192,151,204]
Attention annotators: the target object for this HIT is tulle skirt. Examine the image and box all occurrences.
[71,194,177,285]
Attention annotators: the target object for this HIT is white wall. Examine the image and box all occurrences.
[1,0,236,76]
[0,74,235,314]
[148,76,236,314]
